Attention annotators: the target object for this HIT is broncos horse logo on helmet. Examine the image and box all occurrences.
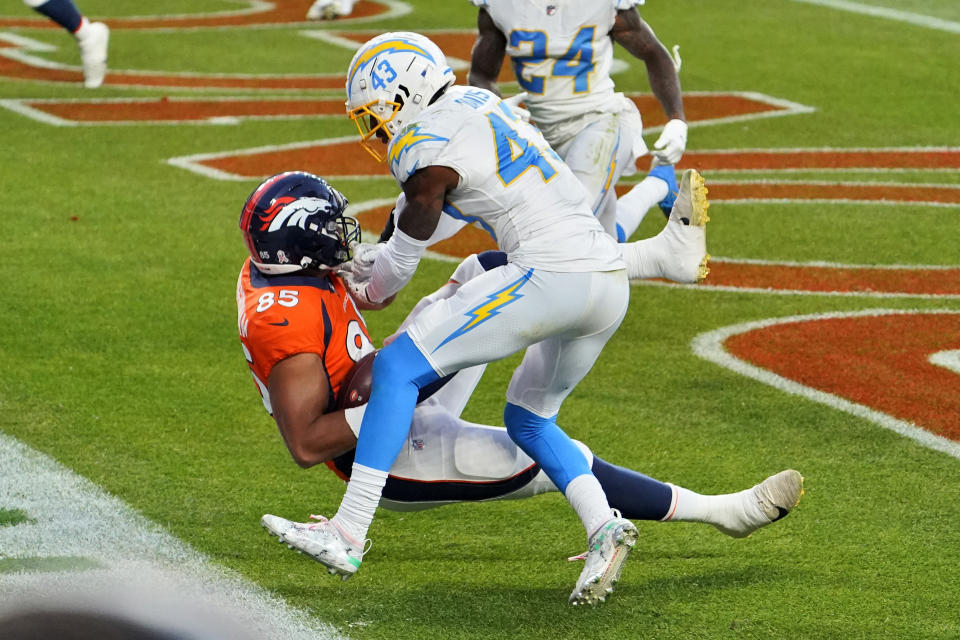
[345,32,455,162]
[240,171,360,274]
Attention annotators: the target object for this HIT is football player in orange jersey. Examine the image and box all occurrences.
[238,172,803,583]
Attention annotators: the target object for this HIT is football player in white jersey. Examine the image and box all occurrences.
[276,31,707,605]
[467,0,686,243]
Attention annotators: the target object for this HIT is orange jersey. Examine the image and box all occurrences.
[236,258,374,416]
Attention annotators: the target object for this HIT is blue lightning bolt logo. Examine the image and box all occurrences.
[434,268,534,351]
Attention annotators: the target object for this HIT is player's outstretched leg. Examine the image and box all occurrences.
[620,168,710,283]
[707,470,805,538]
[261,514,368,580]
[568,510,638,606]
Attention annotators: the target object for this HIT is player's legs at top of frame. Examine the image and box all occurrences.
[306,0,354,20]
[22,0,108,88]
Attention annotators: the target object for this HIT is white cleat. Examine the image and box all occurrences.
[659,168,711,283]
[714,470,805,538]
[76,21,109,89]
[261,514,367,580]
[306,0,354,20]
[568,511,638,606]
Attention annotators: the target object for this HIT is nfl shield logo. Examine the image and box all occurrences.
[546,5,557,15]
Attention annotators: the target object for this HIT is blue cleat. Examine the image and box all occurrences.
[648,164,679,218]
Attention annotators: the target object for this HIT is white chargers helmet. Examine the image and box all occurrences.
[345,32,455,161]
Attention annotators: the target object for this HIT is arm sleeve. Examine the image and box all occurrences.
[365,226,431,303]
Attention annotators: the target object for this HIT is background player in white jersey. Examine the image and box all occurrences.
[288,31,661,605]
[244,173,804,584]
[467,0,686,242]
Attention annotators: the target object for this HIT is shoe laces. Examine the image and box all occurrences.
[306,515,372,558]
[306,514,329,529]
[568,510,623,562]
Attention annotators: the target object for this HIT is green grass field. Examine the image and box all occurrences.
[1,1,959,638]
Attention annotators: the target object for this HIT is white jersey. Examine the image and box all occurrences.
[386,85,622,273]
[470,0,644,127]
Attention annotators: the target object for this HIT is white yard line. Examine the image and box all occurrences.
[788,0,960,34]
[710,257,959,270]
[0,432,346,640]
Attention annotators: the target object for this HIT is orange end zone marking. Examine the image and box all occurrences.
[29,98,347,122]
[0,1,389,29]
[0,51,344,89]
[14,93,790,125]
[201,144,960,183]
[705,182,960,206]
[92,73,345,91]
[726,313,960,441]
[678,148,960,171]
[706,262,960,296]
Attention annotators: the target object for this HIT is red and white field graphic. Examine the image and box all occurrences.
[693,310,960,456]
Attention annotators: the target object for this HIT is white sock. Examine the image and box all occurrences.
[620,234,667,280]
[564,474,613,537]
[73,17,90,39]
[333,463,388,542]
[662,484,767,531]
[615,177,669,239]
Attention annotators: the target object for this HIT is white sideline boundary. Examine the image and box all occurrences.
[691,308,960,461]
[0,432,346,640]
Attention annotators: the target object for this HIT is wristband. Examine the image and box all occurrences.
[343,404,366,438]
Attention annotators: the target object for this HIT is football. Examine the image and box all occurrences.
[336,350,377,409]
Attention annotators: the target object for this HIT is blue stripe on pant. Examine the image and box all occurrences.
[503,402,591,492]
[353,333,441,472]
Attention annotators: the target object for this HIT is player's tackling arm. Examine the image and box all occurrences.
[362,164,458,303]
[267,352,357,468]
[397,165,458,240]
[468,8,507,96]
[611,9,684,122]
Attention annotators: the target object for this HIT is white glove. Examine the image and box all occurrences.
[652,119,687,166]
[340,270,390,310]
[343,242,383,283]
[502,92,531,123]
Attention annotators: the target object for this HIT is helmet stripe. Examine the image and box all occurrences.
[239,172,289,232]
[347,38,437,88]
